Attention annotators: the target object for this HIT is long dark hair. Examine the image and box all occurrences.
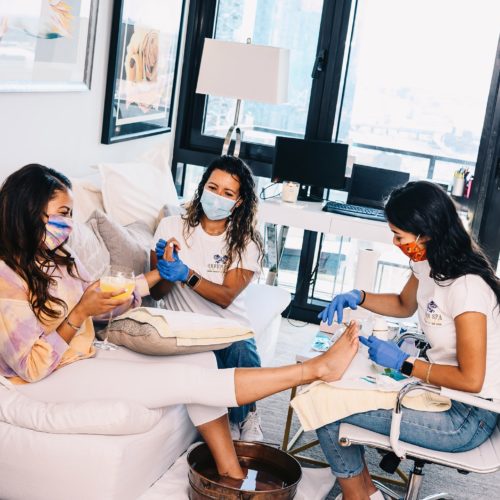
[183,155,264,271]
[0,164,78,322]
[385,180,500,305]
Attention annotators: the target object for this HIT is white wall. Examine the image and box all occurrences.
[0,0,186,181]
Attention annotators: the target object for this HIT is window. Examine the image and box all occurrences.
[202,0,324,146]
[335,0,500,184]
[174,0,500,321]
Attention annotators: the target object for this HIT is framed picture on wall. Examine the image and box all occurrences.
[0,1,99,92]
[101,0,185,144]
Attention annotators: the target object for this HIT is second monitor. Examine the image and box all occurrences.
[272,137,348,201]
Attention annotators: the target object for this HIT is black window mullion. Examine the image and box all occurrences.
[292,0,353,320]
[469,36,500,266]
[305,0,353,140]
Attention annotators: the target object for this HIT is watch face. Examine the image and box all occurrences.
[401,360,413,376]
[188,273,200,288]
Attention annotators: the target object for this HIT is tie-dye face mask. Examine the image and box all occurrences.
[44,215,73,250]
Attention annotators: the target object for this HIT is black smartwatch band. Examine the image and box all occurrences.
[400,359,414,376]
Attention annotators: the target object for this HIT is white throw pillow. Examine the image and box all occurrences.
[96,162,179,231]
[0,384,162,435]
[70,175,105,223]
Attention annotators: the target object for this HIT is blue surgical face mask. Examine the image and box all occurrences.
[200,189,237,221]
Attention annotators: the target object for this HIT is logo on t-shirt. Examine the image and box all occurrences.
[207,254,228,273]
[425,300,443,326]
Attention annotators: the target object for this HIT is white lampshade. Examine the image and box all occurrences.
[196,38,289,104]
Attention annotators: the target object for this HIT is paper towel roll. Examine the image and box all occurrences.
[353,248,380,292]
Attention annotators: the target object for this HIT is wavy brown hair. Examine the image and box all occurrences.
[0,164,79,323]
[183,155,264,271]
[385,180,500,306]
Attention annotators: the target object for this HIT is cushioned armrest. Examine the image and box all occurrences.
[0,386,162,435]
[389,382,500,459]
[440,387,500,413]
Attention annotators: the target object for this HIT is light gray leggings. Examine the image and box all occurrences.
[17,349,237,427]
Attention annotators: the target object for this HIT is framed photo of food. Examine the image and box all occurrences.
[101,0,185,143]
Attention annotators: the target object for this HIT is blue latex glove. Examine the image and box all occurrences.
[359,336,409,371]
[317,289,362,325]
[156,250,189,283]
[155,239,167,261]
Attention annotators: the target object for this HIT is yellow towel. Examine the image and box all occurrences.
[290,352,450,431]
[113,307,254,345]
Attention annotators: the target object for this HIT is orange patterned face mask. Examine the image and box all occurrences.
[396,236,427,262]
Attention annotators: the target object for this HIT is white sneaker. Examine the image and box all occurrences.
[239,410,264,442]
[229,421,241,440]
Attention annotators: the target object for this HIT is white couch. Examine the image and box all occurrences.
[0,162,290,500]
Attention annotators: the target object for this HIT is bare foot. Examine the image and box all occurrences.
[307,321,359,382]
[217,465,245,481]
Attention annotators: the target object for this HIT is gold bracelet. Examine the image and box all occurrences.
[65,317,82,331]
[425,362,434,384]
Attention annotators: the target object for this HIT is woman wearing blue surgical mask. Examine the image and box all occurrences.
[151,155,265,441]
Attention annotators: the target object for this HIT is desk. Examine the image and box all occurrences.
[258,199,393,244]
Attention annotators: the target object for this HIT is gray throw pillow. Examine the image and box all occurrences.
[89,210,154,276]
[68,218,111,280]
[96,318,231,356]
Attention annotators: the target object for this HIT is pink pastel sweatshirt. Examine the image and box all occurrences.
[0,253,149,384]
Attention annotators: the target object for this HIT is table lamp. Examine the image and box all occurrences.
[196,38,289,157]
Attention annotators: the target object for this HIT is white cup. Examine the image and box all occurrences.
[372,317,389,341]
[451,177,465,197]
[281,181,300,203]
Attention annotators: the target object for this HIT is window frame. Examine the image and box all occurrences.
[172,0,500,321]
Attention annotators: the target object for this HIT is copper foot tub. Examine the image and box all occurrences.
[187,441,302,499]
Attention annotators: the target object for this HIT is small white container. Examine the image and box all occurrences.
[281,181,300,203]
[451,177,465,197]
[372,317,389,341]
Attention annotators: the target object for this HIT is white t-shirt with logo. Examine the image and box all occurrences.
[413,260,500,399]
[152,215,261,327]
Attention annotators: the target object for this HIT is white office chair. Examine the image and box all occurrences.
[338,381,500,500]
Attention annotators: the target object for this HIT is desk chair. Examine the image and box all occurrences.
[338,381,500,500]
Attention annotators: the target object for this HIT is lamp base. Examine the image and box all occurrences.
[222,125,242,157]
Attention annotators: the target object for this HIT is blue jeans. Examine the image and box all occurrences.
[316,402,498,478]
[214,338,261,424]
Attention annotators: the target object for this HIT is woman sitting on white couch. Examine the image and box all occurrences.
[0,163,359,483]
[150,155,265,441]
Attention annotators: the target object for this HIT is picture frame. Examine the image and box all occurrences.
[0,1,99,92]
[101,0,185,144]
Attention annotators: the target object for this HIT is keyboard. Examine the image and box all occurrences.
[322,201,386,222]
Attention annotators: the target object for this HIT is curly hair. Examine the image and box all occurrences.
[183,155,264,272]
[385,180,500,306]
[0,164,80,323]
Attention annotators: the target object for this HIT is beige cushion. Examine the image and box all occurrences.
[99,319,232,355]
[89,210,153,276]
[97,307,253,356]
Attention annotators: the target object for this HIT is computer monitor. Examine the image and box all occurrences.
[272,137,348,200]
[347,165,410,209]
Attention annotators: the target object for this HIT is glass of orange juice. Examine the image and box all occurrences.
[94,265,135,351]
